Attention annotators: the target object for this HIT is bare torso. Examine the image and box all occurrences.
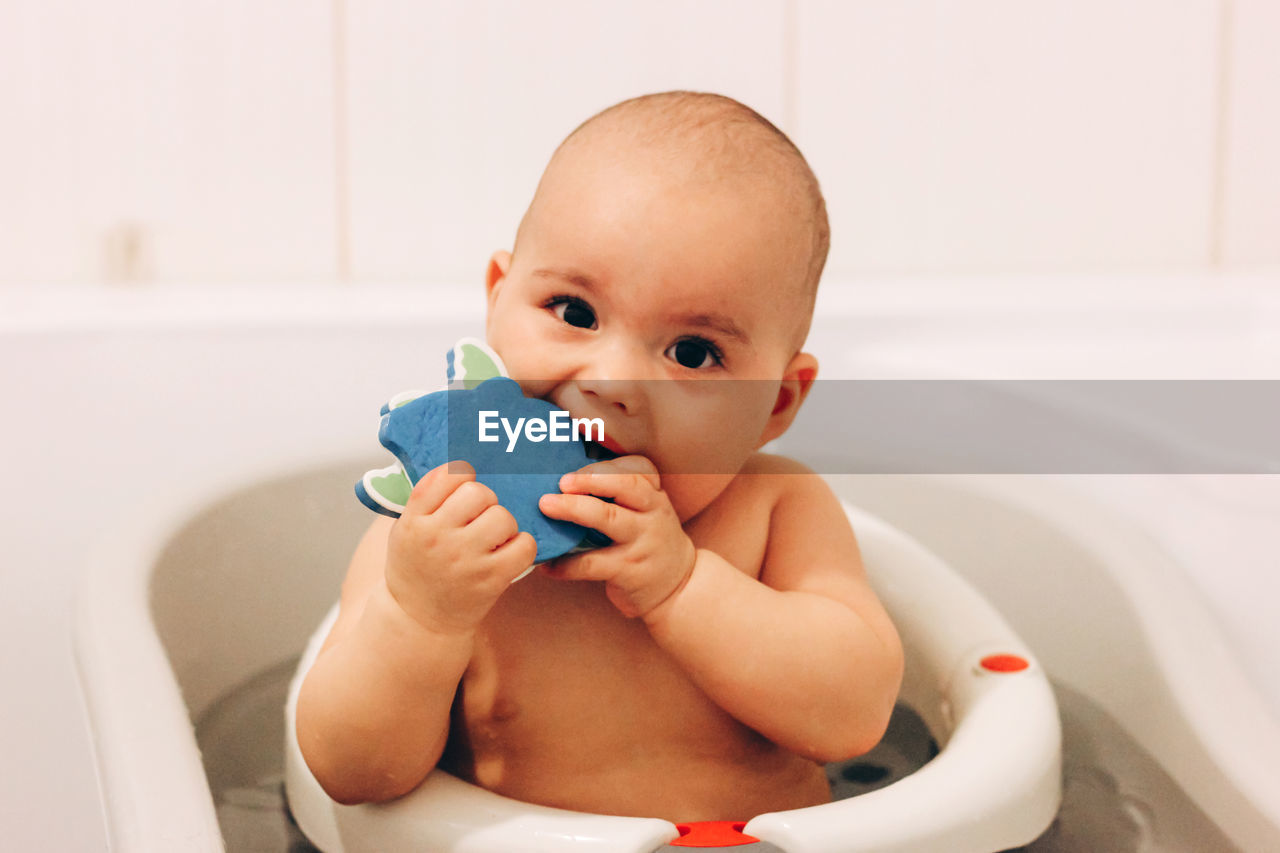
[439,469,832,822]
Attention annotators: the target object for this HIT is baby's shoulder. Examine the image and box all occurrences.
[730,452,840,510]
[739,451,817,477]
[716,454,861,589]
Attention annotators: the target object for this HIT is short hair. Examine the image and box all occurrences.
[530,92,830,325]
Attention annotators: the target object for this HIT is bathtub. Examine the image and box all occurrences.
[2,274,1276,850]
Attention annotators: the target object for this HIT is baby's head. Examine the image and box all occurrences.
[485,91,829,518]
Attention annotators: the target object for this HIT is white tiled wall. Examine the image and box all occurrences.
[795,0,1220,274]
[1,0,1276,286]
[1,0,337,285]
[1221,0,1280,265]
[345,0,788,285]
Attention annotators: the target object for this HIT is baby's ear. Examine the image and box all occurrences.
[757,352,818,447]
[485,250,513,309]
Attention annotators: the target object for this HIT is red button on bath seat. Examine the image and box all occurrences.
[981,653,1030,673]
[671,821,760,847]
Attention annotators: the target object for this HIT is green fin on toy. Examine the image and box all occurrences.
[358,463,413,517]
[359,338,510,517]
[448,338,507,389]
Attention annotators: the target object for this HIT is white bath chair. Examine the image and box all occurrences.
[284,503,1062,853]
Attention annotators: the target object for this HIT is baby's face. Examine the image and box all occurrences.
[485,143,815,520]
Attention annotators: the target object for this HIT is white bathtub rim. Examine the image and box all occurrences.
[6,271,1279,336]
[72,447,373,852]
[954,474,1280,850]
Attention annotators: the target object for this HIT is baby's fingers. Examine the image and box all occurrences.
[404,460,476,516]
[570,455,661,489]
[541,549,609,583]
[435,478,499,526]
[539,492,634,542]
[469,504,520,550]
[491,531,538,582]
[558,470,661,513]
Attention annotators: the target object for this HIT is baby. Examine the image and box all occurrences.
[296,91,903,823]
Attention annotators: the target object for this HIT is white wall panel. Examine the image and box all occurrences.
[1221,0,1280,266]
[345,0,787,285]
[795,1,1220,275]
[0,0,337,284]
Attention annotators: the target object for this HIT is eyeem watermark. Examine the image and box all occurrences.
[478,410,604,453]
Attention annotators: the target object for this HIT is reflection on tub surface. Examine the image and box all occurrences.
[197,659,1234,852]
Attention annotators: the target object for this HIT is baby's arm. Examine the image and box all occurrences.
[649,468,902,761]
[540,457,903,763]
[295,462,536,804]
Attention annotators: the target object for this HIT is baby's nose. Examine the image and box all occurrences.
[579,378,642,415]
[577,344,648,414]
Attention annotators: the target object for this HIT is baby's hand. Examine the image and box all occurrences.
[385,461,537,635]
[537,456,695,619]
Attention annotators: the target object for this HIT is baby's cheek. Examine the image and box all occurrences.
[514,376,556,401]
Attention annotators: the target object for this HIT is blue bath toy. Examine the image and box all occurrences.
[356,338,608,564]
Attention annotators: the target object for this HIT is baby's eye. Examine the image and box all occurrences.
[666,338,723,370]
[547,296,597,330]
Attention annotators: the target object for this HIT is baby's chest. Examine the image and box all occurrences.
[456,485,776,746]
[458,575,733,750]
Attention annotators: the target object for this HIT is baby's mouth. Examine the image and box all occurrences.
[584,440,620,461]
[552,398,627,460]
